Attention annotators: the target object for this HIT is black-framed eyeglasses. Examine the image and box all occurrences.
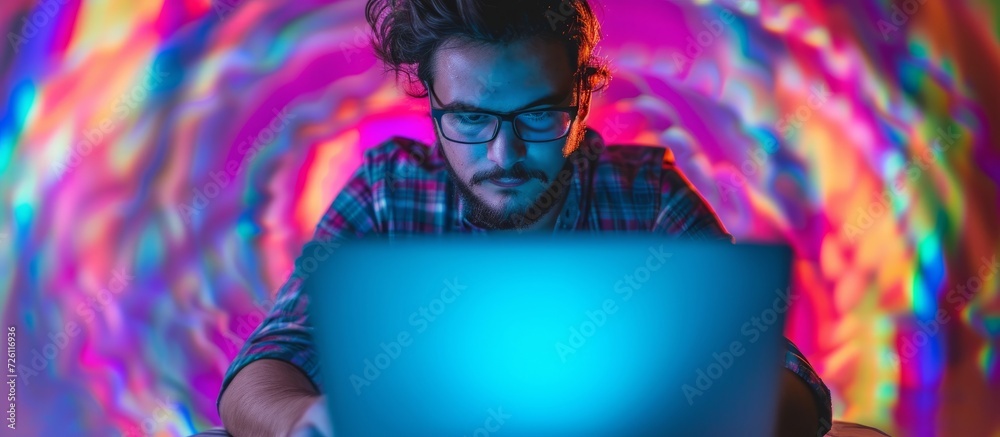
[426,81,579,144]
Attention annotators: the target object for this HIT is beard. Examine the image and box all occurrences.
[439,142,576,231]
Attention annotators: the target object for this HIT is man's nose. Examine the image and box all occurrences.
[487,121,526,170]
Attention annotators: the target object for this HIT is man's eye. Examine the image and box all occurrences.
[456,114,490,123]
[522,112,552,120]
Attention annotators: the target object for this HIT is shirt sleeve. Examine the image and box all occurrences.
[217,163,380,412]
[784,338,834,436]
[654,162,833,435]
[652,163,733,242]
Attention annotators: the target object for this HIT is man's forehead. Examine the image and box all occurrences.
[429,38,575,111]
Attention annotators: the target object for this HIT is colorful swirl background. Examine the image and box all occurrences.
[1,0,999,435]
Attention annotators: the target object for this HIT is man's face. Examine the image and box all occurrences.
[429,38,589,230]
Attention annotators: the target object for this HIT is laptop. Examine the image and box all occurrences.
[304,234,792,436]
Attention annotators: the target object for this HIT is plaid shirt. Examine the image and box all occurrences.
[219,129,833,434]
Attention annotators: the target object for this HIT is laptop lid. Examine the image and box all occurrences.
[305,234,792,437]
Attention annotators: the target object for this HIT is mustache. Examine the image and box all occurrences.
[471,162,548,185]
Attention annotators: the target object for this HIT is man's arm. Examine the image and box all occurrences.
[218,161,382,435]
[220,359,320,436]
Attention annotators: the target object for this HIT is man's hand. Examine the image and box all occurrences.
[776,369,823,436]
[289,395,334,437]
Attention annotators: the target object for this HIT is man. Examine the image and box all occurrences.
[218,0,833,435]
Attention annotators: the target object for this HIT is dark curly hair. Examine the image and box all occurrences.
[365,0,611,98]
